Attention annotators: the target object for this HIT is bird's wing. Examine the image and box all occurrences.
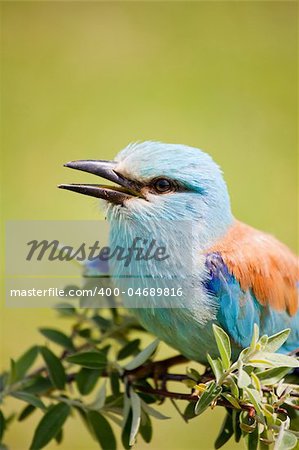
[204,221,299,352]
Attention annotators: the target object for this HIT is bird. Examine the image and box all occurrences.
[59,141,299,363]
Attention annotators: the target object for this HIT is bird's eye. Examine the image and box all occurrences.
[152,178,173,193]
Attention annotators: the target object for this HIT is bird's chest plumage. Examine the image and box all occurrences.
[108,220,220,362]
[126,305,220,362]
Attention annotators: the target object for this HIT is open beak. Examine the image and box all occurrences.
[58,160,143,205]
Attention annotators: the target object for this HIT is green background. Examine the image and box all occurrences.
[1,2,297,449]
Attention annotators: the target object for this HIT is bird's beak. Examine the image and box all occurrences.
[58,160,143,205]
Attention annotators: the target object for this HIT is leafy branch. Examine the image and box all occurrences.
[0,304,298,450]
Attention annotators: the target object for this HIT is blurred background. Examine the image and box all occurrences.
[1,1,297,449]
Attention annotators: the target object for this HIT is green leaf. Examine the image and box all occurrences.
[247,421,259,450]
[214,412,234,449]
[195,381,222,416]
[259,335,268,349]
[66,351,107,369]
[23,375,52,394]
[237,364,251,388]
[228,376,239,398]
[76,368,102,395]
[87,410,116,450]
[110,371,120,396]
[8,359,17,384]
[0,373,7,392]
[248,352,299,369]
[183,402,197,421]
[15,346,39,381]
[256,367,291,385]
[212,325,231,370]
[10,392,46,410]
[74,406,95,438]
[55,428,63,444]
[221,393,241,410]
[18,404,36,422]
[140,410,152,443]
[265,329,290,353]
[39,346,66,390]
[125,339,159,371]
[29,402,70,450]
[207,354,223,383]
[54,303,76,316]
[275,430,298,450]
[39,328,74,351]
[0,410,5,443]
[141,401,170,420]
[129,388,141,446]
[186,367,201,381]
[92,315,112,332]
[250,372,262,393]
[88,381,107,411]
[250,324,259,350]
[232,410,242,443]
[122,409,132,450]
[243,387,265,423]
[118,339,141,360]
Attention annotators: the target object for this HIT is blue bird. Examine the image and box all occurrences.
[59,142,299,363]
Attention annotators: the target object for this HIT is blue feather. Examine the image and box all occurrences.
[204,252,299,354]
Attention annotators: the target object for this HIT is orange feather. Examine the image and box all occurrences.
[208,221,299,316]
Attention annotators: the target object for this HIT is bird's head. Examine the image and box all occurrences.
[59,142,233,247]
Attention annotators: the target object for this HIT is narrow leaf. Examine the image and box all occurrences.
[87,410,116,450]
[275,430,297,450]
[243,387,265,423]
[248,352,299,369]
[0,410,4,443]
[54,303,76,316]
[140,410,152,443]
[18,404,36,422]
[125,339,159,371]
[117,339,141,360]
[39,328,74,351]
[212,325,231,370]
[207,354,223,383]
[265,329,290,353]
[256,367,291,385]
[55,429,63,444]
[23,375,52,394]
[39,346,66,390]
[110,371,120,397]
[221,393,241,410]
[88,381,107,411]
[10,392,46,410]
[8,359,17,384]
[247,421,259,450]
[66,351,107,369]
[141,401,170,420]
[232,410,242,443]
[129,388,141,446]
[250,324,259,350]
[214,412,234,449]
[15,346,39,381]
[122,410,132,450]
[183,402,197,421]
[237,364,251,388]
[76,368,102,395]
[228,376,239,398]
[195,382,222,416]
[29,402,70,450]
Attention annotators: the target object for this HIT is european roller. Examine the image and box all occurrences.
[59,142,299,363]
